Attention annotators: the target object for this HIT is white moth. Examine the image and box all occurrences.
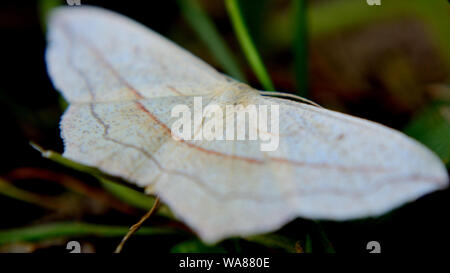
[46,6,448,244]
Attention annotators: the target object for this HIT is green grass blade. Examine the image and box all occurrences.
[98,177,173,218]
[31,142,101,175]
[293,0,309,97]
[0,222,179,245]
[225,0,274,90]
[98,177,154,211]
[30,143,174,218]
[178,0,246,82]
[0,178,61,210]
[309,0,450,67]
[245,234,297,253]
[315,222,335,253]
[37,0,62,31]
[170,239,227,253]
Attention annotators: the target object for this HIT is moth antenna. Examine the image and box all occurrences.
[114,196,160,253]
[259,91,323,108]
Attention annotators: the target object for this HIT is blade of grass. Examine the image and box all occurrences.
[177,0,246,82]
[98,177,173,218]
[0,222,179,245]
[309,0,450,67]
[234,0,269,44]
[225,0,274,90]
[315,222,335,253]
[413,0,450,75]
[5,167,139,215]
[309,0,397,38]
[97,176,154,211]
[30,143,174,218]
[245,233,297,253]
[304,234,312,253]
[293,0,308,97]
[0,178,61,210]
[31,142,101,175]
[404,103,450,166]
[37,0,62,31]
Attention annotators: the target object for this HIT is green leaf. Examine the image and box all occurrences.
[0,222,178,245]
[225,0,274,90]
[170,239,227,253]
[177,0,246,82]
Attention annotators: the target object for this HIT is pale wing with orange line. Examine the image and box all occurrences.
[46,6,448,243]
[46,6,231,103]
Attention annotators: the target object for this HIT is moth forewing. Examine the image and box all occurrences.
[47,6,448,244]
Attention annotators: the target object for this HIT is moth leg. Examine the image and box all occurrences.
[259,91,323,108]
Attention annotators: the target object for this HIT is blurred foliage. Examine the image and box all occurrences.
[30,143,173,218]
[0,0,449,253]
[244,234,298,253]
[177,0,246,81]
[226,0,275,90]
[404,91,450,166]
[37,0,62,30]
[171,239,227,253]
[0,222,178,246]
[293,0,308,96]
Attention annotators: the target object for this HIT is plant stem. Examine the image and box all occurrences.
[178,0,246,82]
[225,0,274,90]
